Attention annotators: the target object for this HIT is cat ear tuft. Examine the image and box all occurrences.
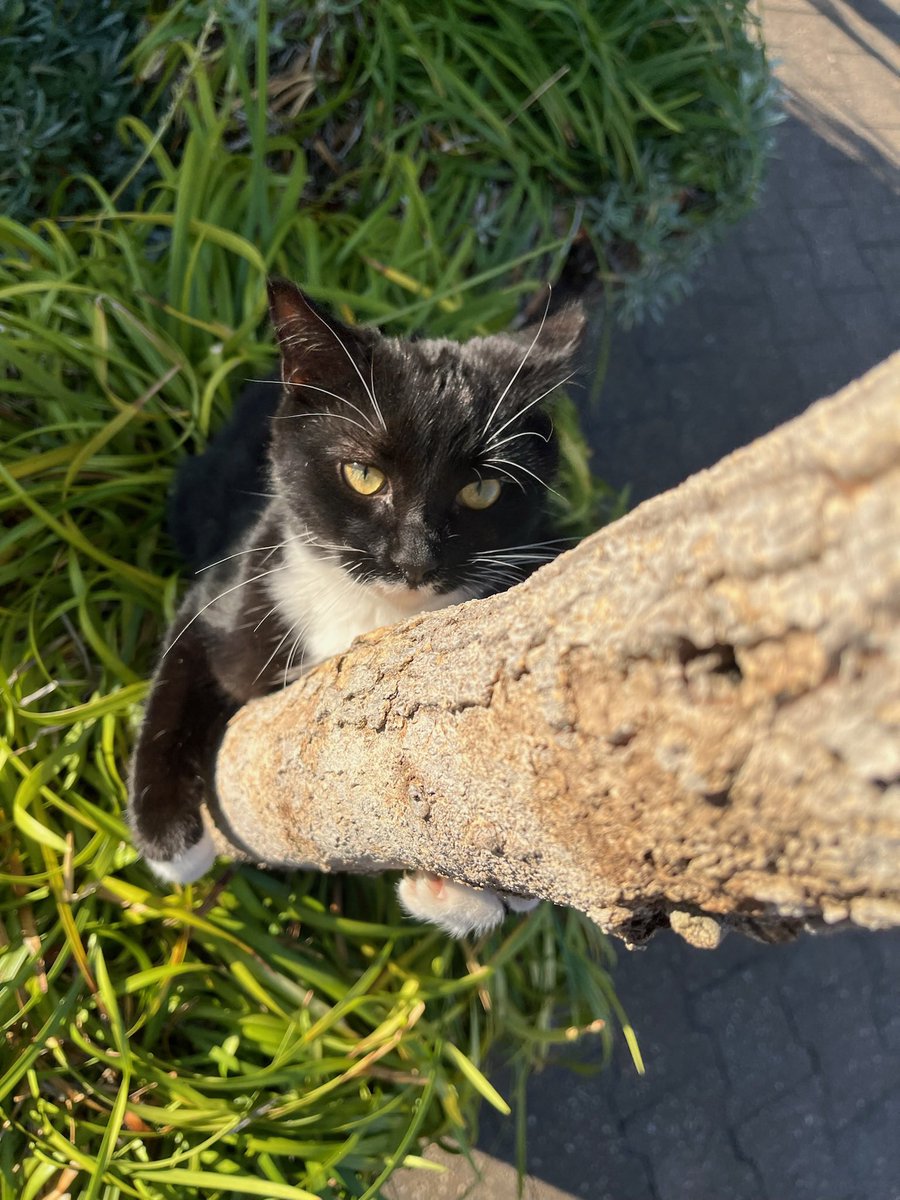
[541,300,588,356]
[267,277,330,350]
[266,278,375,390]
[519,299,588,362]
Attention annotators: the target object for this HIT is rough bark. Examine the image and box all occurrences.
[210,354,900,946]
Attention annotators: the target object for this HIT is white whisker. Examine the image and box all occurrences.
[280,569,363,687]
[292,304,387,432]
[485,371,577,447]
[281,380,379,433]
[253,604,281,633]
[487,428,552,452]
[468,560,525,583]
[369,356,387,434]
[253,616,304,685]
[485,462,526,492]
[485,537,580,551]
[481,286,552,439]
[477,552,557,564]
[164,564,294,657]
[195,531,314,575]
[485,456,565,502]
[273,410,372,436]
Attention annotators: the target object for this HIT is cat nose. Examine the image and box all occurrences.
[393,556,434,588]
[391,545,438,588]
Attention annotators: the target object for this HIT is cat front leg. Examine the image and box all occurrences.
[128,618,237,884]
[396,871,538,938]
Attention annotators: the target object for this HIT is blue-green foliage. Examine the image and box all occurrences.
[0,0,150,219]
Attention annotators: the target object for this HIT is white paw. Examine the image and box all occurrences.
[502,893,540,914]
[145,829,216,884]
[396,871,506,939]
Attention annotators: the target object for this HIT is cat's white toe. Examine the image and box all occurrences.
[503,894,540,913]
[145,829,217,884]
[396,871,506,938]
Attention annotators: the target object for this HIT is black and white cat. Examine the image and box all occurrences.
[128,280,585,937]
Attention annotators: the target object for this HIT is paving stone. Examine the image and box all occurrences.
[735,189,807,253]
[673,928,768,994]
[861,243,900,302]
[821,287,900,368]
[821,1023,896,1130]
[792,206,883,287]
[777,147,857,205]
[833,51,900,120]
[631,299,724,367]
[812,234,882,290]
[623,1085,762,1200]
[590,407,685,506]
[791,333,870,404]
[607,1026,723,1121]
[693,959,816,1122]
[829,0,900,31]
[479,1065,658,1200]
[776,938,897,1130]
[745,249,844,342]
[869,931,900,1053]
[832,1086,900,1200]
[736,1077,847,1200]
[610,935,695,1024]
[778,929,874,993]
[665,354,806,468]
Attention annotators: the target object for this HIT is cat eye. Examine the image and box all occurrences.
[457,478,502,510]
[342,462,386,496]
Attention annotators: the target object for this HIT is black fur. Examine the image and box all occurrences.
[129,281,585,870]
[167,377,279,571]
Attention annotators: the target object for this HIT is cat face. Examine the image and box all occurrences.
[267,280,585,600]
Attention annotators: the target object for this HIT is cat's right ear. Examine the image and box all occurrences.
[267,278,374,389]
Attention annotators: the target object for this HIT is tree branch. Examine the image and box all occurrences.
[210,354,900,946]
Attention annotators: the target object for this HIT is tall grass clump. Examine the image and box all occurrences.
[135,0,779,322]
[0,14,634,1197]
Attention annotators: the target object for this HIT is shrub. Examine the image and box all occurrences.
[0,0,152,221]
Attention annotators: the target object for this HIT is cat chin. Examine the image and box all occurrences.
[368,580,439,609]
[396,870,507,938]
[144,828,217,884]
[368,580,470,613]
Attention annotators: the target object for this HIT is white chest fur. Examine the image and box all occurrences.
[267,540,464,673]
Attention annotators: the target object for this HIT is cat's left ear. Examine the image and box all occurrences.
[517,299,587,363]
[267,278,378,388]
[508,297,592,400]
[501,297,592,396]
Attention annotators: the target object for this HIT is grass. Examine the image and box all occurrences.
[0,19,630,1198]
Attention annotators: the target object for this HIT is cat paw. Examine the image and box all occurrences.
[396,871,506,938]
[144,828,217,885]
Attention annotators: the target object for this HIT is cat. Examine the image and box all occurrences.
[128,278,585,937]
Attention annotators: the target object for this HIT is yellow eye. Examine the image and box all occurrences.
[341,462,386,496]
[457,479,502,510]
